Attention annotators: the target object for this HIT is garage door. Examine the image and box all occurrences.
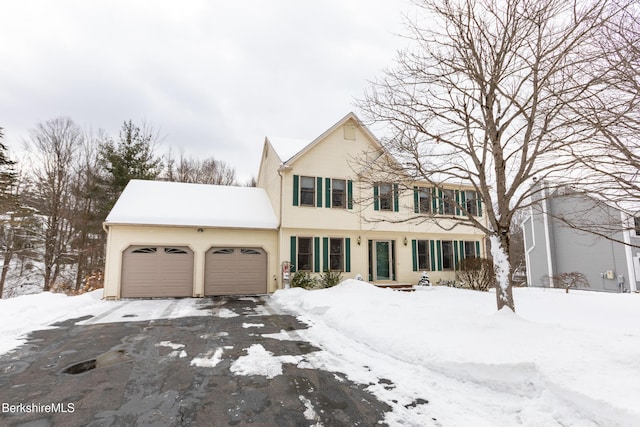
[121,246,194,298]
[205,247,267,295]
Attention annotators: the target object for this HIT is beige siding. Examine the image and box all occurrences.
[103,225,278,299]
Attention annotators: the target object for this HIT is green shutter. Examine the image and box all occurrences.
[412,239,418,271]
[430,240,436,271]
[454,240,459,269]
[438,189,444,214]
[347,180,353,209]
[431,187,437,212]
[460,191,467,215]
[325,178,331,208]
[475,241,481,257]
[290,236,297,272]
[459,240,465,261]
[316,177,323,207]
[293,175,299,206]
[436,240,442,271]
[345,238,351,272]
[391,241,396,280]
[314,237,321,272]
[455,190,461,216]
[413,187,419,214]
[477,194,483,217]
[322,237,329,271]
[373,185,379,211]
[393,184,400,212]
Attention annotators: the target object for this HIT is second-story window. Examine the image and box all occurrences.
[635,217,640,236]
[415,187,431,214]
[464,190,478,216]
[379,183,393,211]
[332,179,346,208]
[374,183,399,212]
[442,189,455,215]
[300,176,315,206]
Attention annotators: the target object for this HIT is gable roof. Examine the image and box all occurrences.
[105,180,278,229]
[267,112,386,166]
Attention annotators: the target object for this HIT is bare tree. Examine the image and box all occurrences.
[27,118,81,290]
[358,0,638,311]
[569,3,640,211]
[69,129,109,291]
[165,151,237,185]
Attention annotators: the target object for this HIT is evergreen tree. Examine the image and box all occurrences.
[99,120,163,206]
[0,128,17,214]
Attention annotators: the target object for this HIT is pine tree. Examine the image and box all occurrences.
[0,128,17,214]
[99,120,163,210]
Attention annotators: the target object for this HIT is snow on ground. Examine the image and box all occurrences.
[229,344,302,379]
[0,289,211,355]
[270,280,640,426]
[1,281,639,425]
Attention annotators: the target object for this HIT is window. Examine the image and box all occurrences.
[464,191,478,216]
[240,249,261,255]
[164,248,188,254]
[132,247,157,254]
[414,187,431,214]
[329,238,344,270]
[332,179,346,208]
[212,248,234,255]
[297,237,313,271]
[300,176,315,206]
[464,241,477,259]
[442,240,454,270]
[442,189,455,215]
[417,240,430,270]
[635,217,640,236]
[379,183,393,211]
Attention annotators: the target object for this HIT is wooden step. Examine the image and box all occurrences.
[374,283,415,292]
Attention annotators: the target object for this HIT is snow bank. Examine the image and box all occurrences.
[271,279,640,425]
[0,290,211,356]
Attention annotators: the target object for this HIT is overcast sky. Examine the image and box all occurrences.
[0,1,413,180]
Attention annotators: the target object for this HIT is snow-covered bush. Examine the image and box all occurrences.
[290,270,318,289]
[319,270,343,288]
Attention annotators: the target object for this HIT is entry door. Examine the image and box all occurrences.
[370,240,395,281]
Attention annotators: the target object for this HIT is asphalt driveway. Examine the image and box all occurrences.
[0,296,390,426]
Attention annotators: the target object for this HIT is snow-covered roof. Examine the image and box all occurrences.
[266,137,312,163]
[105,180,278,229]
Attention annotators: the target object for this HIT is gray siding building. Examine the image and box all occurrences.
[522,183,639,292]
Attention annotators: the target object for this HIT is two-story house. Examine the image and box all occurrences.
[102,113,487,299]
[522,181,639,292]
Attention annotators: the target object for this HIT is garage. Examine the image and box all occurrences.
[121,245,194,298]
[205,247,268,295]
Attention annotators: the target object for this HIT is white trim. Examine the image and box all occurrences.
[621,212,637,292]
[541,187,555,286]
[521,208,535,286]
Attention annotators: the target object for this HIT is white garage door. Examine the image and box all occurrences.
[121,246,194,298]
[205,247,267,295]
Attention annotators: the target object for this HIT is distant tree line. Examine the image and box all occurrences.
[0,118,246,297]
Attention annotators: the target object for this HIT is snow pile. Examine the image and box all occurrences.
[230,344,302,379]
[191,348,225,368]
[271,279,640,426]
[0,290,104,354]
[0,290,211,355]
